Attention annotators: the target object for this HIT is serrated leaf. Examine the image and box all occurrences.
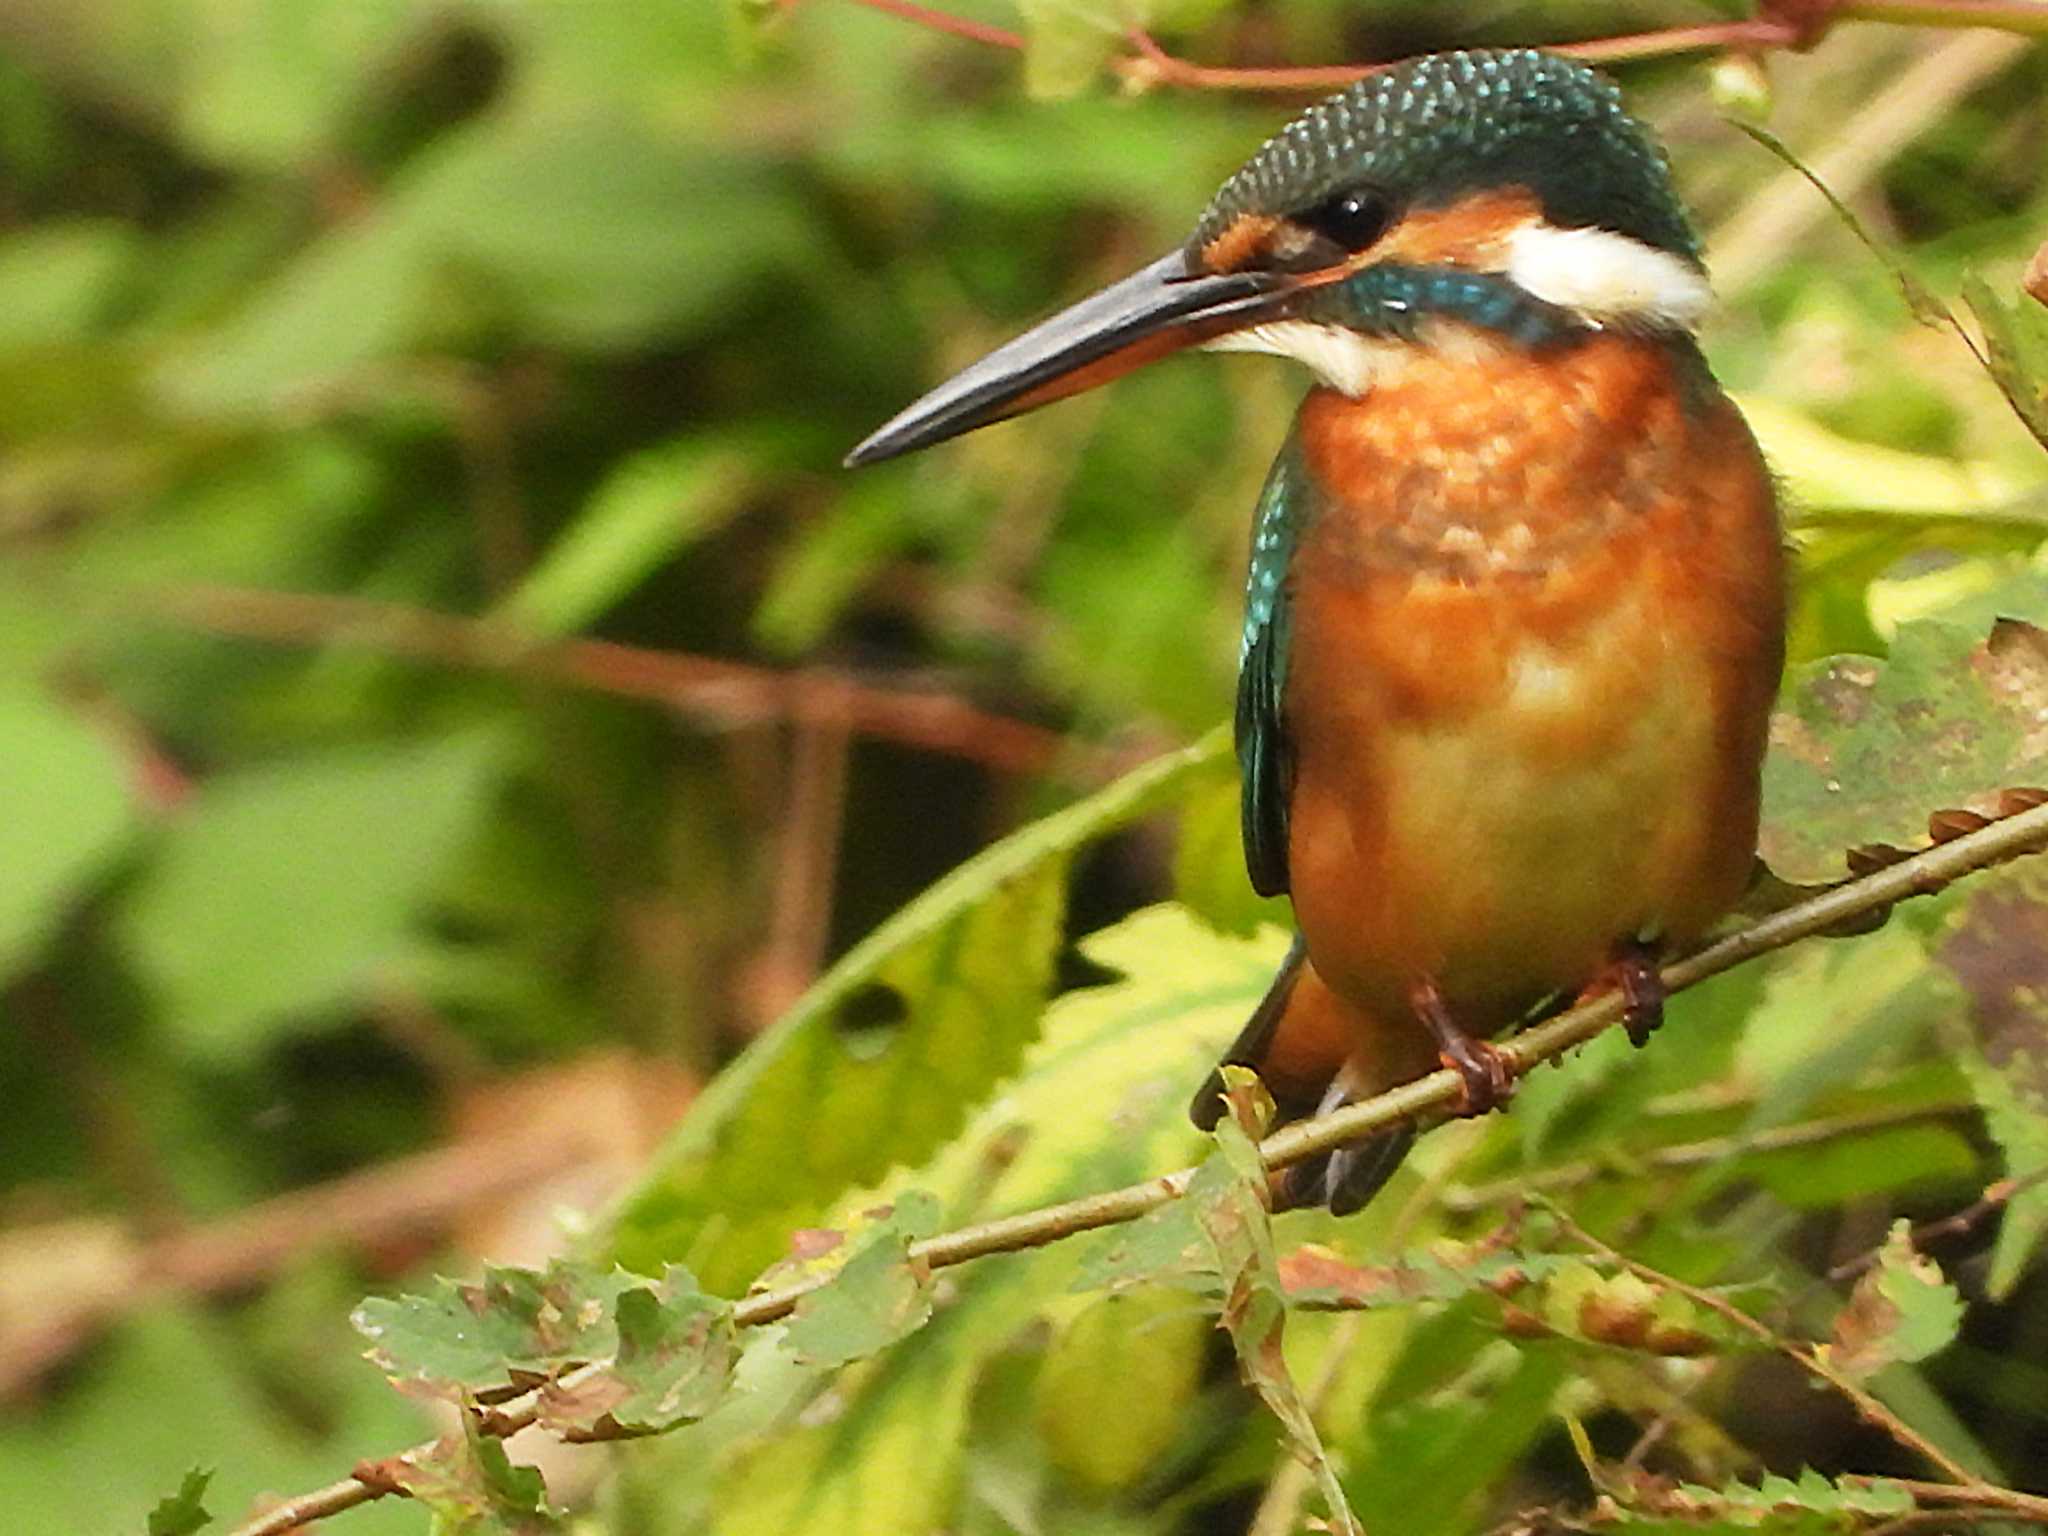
[1759,617,2048,882]
[1823,1223,1963,1380]
[1604,1468,1915,1531]
[1935,861,2048,1295]
[145,1469,213,1536]
[389,1414,563,1536]
[783,1192,942,1367]
[1277,1242,1575,1312]
[534,1271,739,1436]
[353,1260,643,1397]
[696,905,1276,1536]
[1193,1073,1361,1536]
[603,732,1232,1292]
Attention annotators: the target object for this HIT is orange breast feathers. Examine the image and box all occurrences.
[1279,330,1785,1028]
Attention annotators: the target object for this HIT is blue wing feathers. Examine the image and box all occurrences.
[1236,434,1308,898]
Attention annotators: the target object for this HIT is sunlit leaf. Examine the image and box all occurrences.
[1033,1287,1210,1490]
[603,733,1231,1292]
[693,905,1276,1536]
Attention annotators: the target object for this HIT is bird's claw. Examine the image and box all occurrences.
[1437,1037,1516,1116]
[1617,946,1666,1049]
[1410,978,1515,1116]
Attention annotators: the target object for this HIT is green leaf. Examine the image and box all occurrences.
[783,1191,942,1367]
[1960,273,2048,452]
[693,905,1276,1536]
[156,115,811,413]
[0,220,137,346]
[389,1415,562,1536]
[497,440,759,638]
[583,1281,739,1434]
[145,1469,214,1536]
[1033,1288,1210,1491]
[117,730,508,1059]
[1822,1223,1963,1381]
[1015,0,1133,98]
[1759,618,2048,883]
[170,0,424,172]
[1935,861,2048,1295]
[1192,1070,1360,1536]
[1172,770,1285,938]
[1600,1468,1915,1531]
[602,732,1231,1292]
[353,1260,645,1398]
[0,684,138,983]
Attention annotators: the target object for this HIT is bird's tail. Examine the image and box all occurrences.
[1188,935,1420,1215]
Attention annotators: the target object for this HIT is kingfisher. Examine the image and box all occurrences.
[847,49,1785,1212]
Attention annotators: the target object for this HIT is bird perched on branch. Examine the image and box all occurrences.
[848,49,1785,1212]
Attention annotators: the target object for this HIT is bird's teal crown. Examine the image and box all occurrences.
[1190,49,1701,266]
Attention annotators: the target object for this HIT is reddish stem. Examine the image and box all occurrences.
[842,0,1023,51]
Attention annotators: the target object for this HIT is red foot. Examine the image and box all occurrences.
[1410,978,1515,1115]
[1572,941,1667,1049]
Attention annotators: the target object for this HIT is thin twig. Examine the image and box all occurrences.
[1439,1095,1973,1212]
[222,798,2048,1536]
[823,0,2048,95]
[1826,1170,2047,1283]
[145,584,1116,785]
[1539,1202,1986,1489]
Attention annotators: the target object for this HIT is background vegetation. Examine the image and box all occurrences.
[3,1,2048,1532]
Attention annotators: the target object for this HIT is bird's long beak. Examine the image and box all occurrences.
[845,250,1289,467]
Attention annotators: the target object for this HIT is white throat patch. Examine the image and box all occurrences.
[1202,322,1404,397]
[1503,222,1711,331]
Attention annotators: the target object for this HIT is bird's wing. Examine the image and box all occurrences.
[1237,431,1310,898]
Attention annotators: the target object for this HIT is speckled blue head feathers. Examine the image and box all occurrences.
[1191,49,1700,268]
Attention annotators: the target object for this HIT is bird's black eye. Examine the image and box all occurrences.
[1298,185,1395,253]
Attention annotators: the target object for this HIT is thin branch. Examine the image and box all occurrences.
[221,798,2048,1536]
[823,0,2048,95]
[1826,1170,2048,1283]
[145,584,1118,785]
[1438,1094,1974,1212]
[1539,1202,1986,1490]
[842,0,1023,50]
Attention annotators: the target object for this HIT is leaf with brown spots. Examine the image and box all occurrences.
[1760,618,2048,883]
[1193,1069,1361,1536]
[1820,1223,1963,1382]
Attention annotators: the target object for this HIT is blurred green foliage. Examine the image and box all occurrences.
[2,1,2048,1533]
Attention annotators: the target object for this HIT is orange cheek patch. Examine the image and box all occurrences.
[1201,214,1281,274]
[1367,188,1542,270]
